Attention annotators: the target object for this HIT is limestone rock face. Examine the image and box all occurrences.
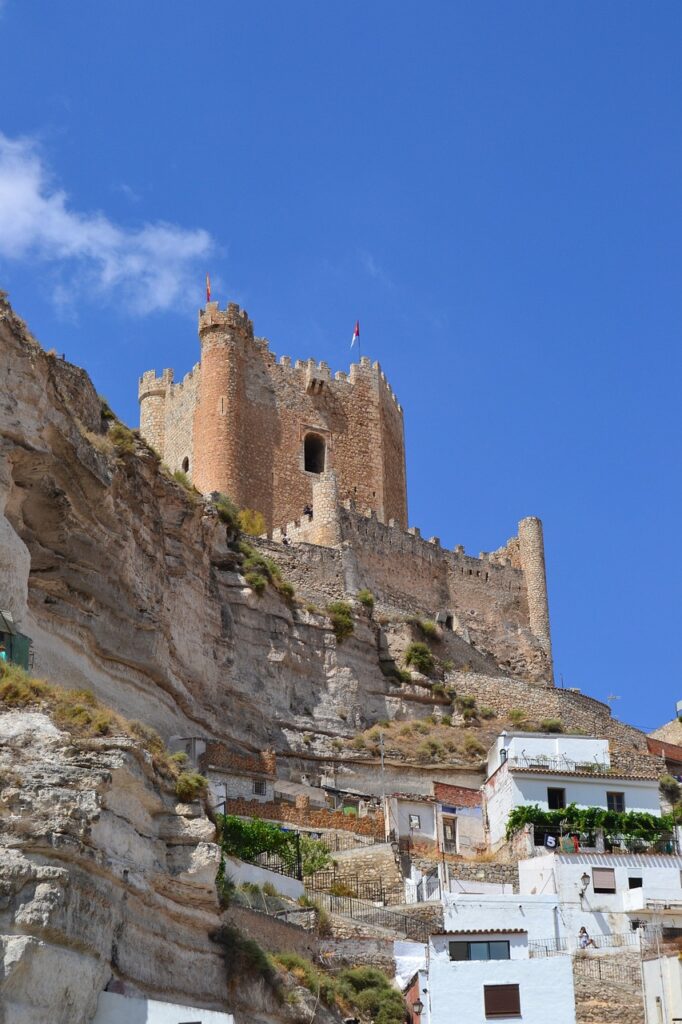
[0,295,397,747]
[0,710,227,1024]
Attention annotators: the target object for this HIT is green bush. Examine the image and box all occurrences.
[479,705,497,719]
[175,771,208,802]
[238,508,267,535]
[274,952,339,1006]
[417,619,439,640]
[327,600,354,642]
[432,682,446,697]
[509,707,526,724]
[356,588,375,610]
[218,815,330,876]
[505,802,675,842]
[456,694,476,711]
[172,469,193,490]
[98,395,116,420]
[337,967,406,1024]
[417,738,445,762]
[660,774,681,804]
[275,579,296,602]
[404,642,434,674]
[463,734,486,757]
[211,924,277,987]
[245,571,267,594]
[540,718,564,733]
[214,493,240,531]
[108,422,136,454]
[352,734,366,749]
[216,860,236,907]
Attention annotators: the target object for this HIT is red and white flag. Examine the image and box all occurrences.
[206,273,211,303]
[350,320,360,348]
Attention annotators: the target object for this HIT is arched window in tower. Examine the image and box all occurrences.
[304,433,326,474]
[181,457,190,473]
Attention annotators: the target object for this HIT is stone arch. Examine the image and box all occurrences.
[304,433,326,474]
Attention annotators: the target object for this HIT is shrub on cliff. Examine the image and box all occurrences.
[463,734,486,758]
[175,771,208,802]
[327,600,354,642]
[238,508,266,536]
[108,422,137,454]
[214,492,240,531]
[660,774,681,804]
[404,641,434,674]
[540,718,564,733]
[245,571,267,594]
[211,924,278,989]
[356,588,375,611]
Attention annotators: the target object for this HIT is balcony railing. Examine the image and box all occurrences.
[507,755,610,775]
[529,931,644,958]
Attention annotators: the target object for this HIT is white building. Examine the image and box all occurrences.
[642,954,682,1024]
[519,851,682,937]
[484,732,662,848]
[386,782,484,858]
[425,935,575,1024]
[93,991,234,1024]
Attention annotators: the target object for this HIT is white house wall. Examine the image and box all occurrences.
[513,774,661,816]
[93,991,234,1024]
[642,956,682,1024]
[391,799,437,841]
[487,734,609,776]
[427,937,575,1024]
[222,855,304,900]
[443,894,561,943]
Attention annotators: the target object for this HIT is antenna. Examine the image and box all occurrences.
[606,694,621,707]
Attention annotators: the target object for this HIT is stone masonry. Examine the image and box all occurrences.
[139,301,408,531]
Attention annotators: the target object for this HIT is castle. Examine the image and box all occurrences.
[139,301,554,685]
[139,301,408,531]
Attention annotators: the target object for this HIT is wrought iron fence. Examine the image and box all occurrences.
[573,956,642,988]
[308,889,434,942]
[529,931,644,958]
[307,869,386,903]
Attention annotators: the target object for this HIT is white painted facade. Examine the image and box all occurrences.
[487,733,610,777]
[484,765,661,848]
[642,955,682,1024]
[93,991,234,1024]
[427,932,575,1024]
[443,893,561,943]
[386,797,437,843]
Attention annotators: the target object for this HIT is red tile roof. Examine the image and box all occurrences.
[433,782,482,807]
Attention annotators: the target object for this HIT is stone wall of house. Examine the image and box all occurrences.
[222,797,386,838]
[200,743,276,776]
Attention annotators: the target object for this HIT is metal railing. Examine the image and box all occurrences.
[308,889,435,942]
[529,931,644,958]
[307,869,386,903]
[232,887,317,930]
[314,830,378,853]
[507,755,610,775]
[573,956,642,988]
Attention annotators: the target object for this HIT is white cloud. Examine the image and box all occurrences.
[0,132,215,315]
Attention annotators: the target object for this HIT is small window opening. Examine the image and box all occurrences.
[253,778,267,796]
[607,792,625,813]
[445,614,454,630]
[181,457,190,473]
[547,787,566,810]
[304,433,325,473]
[628,877,643,889]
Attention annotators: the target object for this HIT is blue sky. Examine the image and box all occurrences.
[0,2,680,731]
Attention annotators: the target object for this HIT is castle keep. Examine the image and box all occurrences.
[139,301,408,531]
[139,300,553,684]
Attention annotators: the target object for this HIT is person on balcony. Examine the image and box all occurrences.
[579,927,596,949]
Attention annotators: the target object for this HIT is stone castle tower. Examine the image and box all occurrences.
[139,301,408,532]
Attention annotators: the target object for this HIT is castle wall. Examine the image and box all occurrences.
[139,303,408,532]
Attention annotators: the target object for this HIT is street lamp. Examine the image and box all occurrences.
[579,872,590,898]
[412,999,424,1016]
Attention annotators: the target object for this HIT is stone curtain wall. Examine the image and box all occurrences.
[138,365,199,473]
[222,797,386,838]
[447,672,651,752]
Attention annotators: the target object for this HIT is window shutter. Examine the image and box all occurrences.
[484,984,521,1017]
[592,867,616,892]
